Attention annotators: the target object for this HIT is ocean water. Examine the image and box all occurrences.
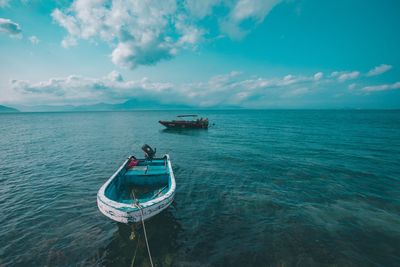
[0,110,399,267]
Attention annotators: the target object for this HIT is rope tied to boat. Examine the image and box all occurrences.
[131,190,154,267]
[135,202,154,267]
[130,233,141,267]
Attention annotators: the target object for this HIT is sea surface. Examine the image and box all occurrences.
[0,110,399,267]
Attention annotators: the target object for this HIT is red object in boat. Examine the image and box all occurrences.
[127,159,139,168]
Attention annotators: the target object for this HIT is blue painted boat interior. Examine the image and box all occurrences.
[104,158,170,204]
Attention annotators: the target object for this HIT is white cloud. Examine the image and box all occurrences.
[107,70,123,82]
[52,0,191,68]
[337,71,360,82]
[185,0,221,19]
[0,18,21,37]
[52,0,283,68]
[330,71,339,77]
[10,66,394,107]
[366,64,392,77]
[314,72,323,81]
[281,87,309,98]
[0,0,9,8]
[348,83,356,90]
[220,0,282,39]
[61,36,78,48]
[362,82,400,93]
[11,71,177,105]
[29,35,39,45]
[10,70,326,107]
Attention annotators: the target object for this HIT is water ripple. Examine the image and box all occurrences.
[0,110,399,266]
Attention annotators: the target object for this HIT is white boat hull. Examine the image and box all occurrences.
[97,154,176,223]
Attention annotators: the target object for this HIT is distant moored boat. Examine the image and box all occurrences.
[159,114,209,129]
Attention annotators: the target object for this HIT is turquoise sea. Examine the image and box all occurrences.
[0,110,399,266]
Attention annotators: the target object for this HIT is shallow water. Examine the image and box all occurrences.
[0,110,399,266]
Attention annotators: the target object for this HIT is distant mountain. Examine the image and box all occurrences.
[110,99,192,110]
[0,105,20,113]
[18,98,193,112]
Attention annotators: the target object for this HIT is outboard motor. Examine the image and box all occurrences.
[142,144,156,160]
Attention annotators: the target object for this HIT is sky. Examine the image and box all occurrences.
[0,0,399,109]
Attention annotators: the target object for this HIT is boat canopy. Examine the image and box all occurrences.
[177,114,198,117]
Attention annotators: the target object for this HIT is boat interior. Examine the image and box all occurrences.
[104,158,170,204]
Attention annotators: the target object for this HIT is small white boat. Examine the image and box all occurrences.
[97,145,176,223]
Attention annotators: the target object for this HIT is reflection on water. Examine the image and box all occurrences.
[160,128,209,136]
[91,209,183,267]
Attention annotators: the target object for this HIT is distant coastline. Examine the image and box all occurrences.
[11,99,241,112]
[0,105,20,113]
[2,100,400,113]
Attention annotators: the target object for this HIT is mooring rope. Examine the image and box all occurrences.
[131,189,154,267]
[130,233,141,267]
[135,203,154,267]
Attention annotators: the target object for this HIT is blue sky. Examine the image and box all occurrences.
[0,0,399,108]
